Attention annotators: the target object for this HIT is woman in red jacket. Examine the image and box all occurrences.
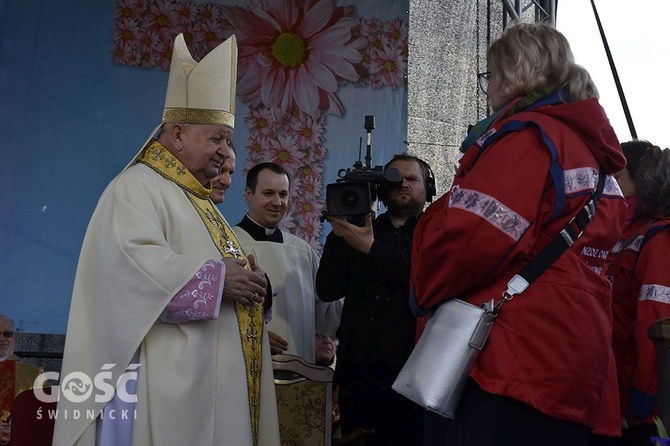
[600,142,670,446]
[411,22,627,445]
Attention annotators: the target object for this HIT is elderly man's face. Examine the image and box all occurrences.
[315,333,336,367]
[0,318,15,359]
[210,150,237,205]
[177,124,234,186]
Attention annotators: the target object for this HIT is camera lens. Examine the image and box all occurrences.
[341,190,360,209]
[326,182,371,217]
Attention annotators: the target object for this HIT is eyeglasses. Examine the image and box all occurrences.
[477,71,492,94]
[1,331,15,339]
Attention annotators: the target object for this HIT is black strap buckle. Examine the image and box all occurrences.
[559,199,596,246]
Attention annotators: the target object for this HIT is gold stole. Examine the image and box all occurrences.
[139,140,263,445]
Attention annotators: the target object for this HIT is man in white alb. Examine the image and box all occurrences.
[233,162,342,363]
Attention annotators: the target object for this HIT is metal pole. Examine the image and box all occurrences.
[589,0,638,140]
[501,0,520,23]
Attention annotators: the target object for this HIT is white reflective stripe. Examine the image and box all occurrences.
[613,235,644,254]
[564,167,598,195]
[628,235,644,253]
[448,185,530,241]
[639,284,670,304]
[604,176,624,198]
[563,167,623,198]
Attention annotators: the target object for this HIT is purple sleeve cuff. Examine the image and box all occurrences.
[158,259,225,324]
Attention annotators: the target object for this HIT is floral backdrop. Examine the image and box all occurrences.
[112,0,408,251]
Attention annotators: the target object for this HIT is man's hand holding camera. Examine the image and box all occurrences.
[328,214,374,255]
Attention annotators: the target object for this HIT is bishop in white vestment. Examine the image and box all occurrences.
[52,34,280,446]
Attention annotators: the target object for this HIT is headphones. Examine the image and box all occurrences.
[381,155,437,204]
[419,158,437,202]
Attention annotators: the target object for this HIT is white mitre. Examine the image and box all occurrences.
[126,33,238,168]
[162,33,237,127]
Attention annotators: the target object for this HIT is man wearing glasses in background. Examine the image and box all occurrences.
[0,313,43,445]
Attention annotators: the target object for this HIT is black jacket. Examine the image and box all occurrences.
[316,212,419,366]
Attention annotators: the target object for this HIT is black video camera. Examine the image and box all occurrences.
[324,116,402,226]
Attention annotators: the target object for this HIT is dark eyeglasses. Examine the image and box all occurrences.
[477,71,492,94]
[1,331,15,339]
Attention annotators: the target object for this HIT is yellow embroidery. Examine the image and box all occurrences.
[139,141,263,445]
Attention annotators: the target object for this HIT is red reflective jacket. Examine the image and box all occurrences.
[411,98,627,433]
[609,217,670,421]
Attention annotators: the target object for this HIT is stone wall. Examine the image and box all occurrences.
[408,0,506,197]
[15,333,65,375]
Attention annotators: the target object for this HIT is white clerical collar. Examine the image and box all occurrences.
[246,214,277,236]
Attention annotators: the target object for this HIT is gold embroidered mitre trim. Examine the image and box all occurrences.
[163,108,235,128]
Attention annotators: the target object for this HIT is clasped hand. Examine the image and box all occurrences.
[222,254,267,306]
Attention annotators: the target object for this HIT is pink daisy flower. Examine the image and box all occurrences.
[119,41,141,66]
[181,24,199,51]
[368,42,406,89]
[115,0,143,20]
[289,176,304,201]
[360,17,382,40]
[295,163,324,181]
[114,17,141,43]
[300,214,324,239]
[196,3,221,24]
[154,38,173,70]
[223,0,363,120]
[245,108,276,137]
[142,0,179,41]
[290,113,325,147]
[302,173,324,198]
[384,18,408,44]
[193,18,227,59]
[138,29,161,52]
[277,214,297,233]
[174,1,197,26]
[266,133,305,172]
[112,39,135,65]
[245,134,270,159]
[299,213,325,250]
[138,48,159,69]
[304,145,327,165]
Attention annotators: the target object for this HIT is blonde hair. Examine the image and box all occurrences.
[487,21,598,105]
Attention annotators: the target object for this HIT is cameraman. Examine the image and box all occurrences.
[317,154,432,446]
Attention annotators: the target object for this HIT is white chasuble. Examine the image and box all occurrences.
[53,141,279,446]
